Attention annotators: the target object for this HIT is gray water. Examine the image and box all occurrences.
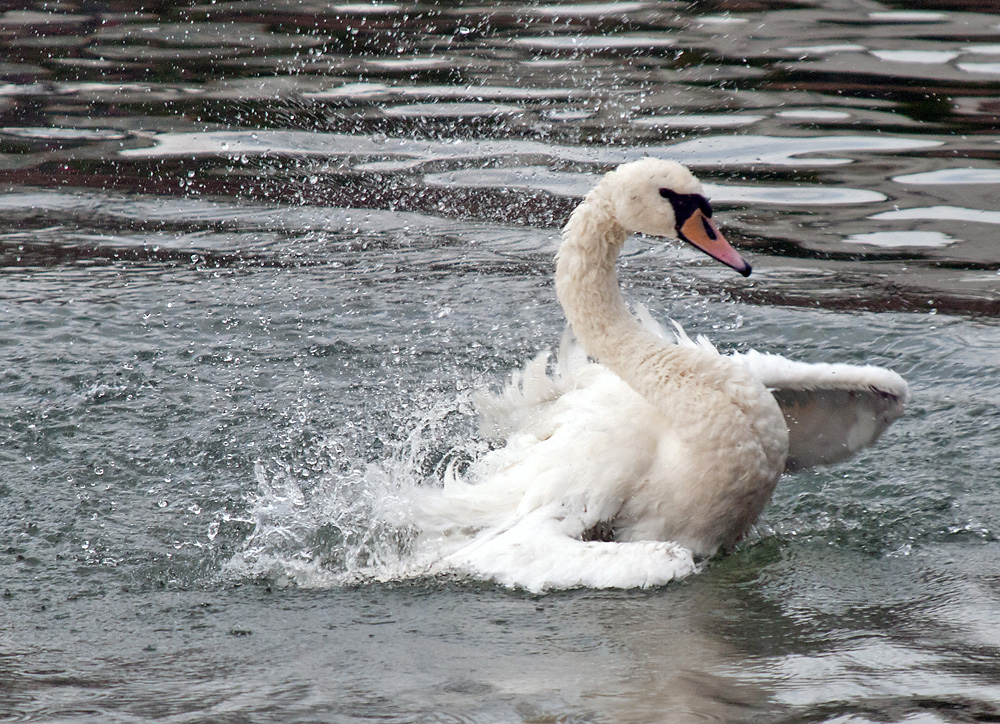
[2,1,1000,722]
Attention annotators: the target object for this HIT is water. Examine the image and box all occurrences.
[2,1,1000,721]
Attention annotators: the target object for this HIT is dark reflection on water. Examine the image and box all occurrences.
[1,0,999,311]
[2,2,1000,724]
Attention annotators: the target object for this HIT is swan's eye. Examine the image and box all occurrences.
[659,188,712,228]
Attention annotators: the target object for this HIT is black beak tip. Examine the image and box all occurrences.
[739,262,752,277]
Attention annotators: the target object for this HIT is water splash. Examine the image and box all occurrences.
[224,391,485,588]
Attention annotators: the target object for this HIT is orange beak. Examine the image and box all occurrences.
[677,209,751,277]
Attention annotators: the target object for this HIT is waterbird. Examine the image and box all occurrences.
[416,158,908,592]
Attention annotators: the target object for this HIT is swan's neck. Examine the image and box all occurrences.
[555,192,693,403]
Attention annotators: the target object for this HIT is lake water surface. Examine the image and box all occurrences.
[2,1,1000,722]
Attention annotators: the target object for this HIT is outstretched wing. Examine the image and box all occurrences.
[635,306,909,473]
[730,350,909,472]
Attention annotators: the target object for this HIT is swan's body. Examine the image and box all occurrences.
[414,158,908,592]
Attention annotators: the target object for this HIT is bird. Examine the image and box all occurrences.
[413,157,908,593]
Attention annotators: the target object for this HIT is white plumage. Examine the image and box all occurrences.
[414,158,908,593]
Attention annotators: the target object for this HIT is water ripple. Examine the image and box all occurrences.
[871,206,1000,225]
[119,129,942,169]
[843,231,958,248]
[423,167,886,205]
[894,168,1000,185]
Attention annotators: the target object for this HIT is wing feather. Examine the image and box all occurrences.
[637,308,909,472]
[730,350,908,471]
[493,310,909,475]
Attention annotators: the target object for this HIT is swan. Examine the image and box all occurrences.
[414,157,908,593]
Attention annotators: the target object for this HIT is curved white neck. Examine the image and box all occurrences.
[555,192,699,406]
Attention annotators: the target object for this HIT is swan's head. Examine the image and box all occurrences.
[599,157,752,277]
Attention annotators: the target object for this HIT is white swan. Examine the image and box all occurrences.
[414,158,908,593]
